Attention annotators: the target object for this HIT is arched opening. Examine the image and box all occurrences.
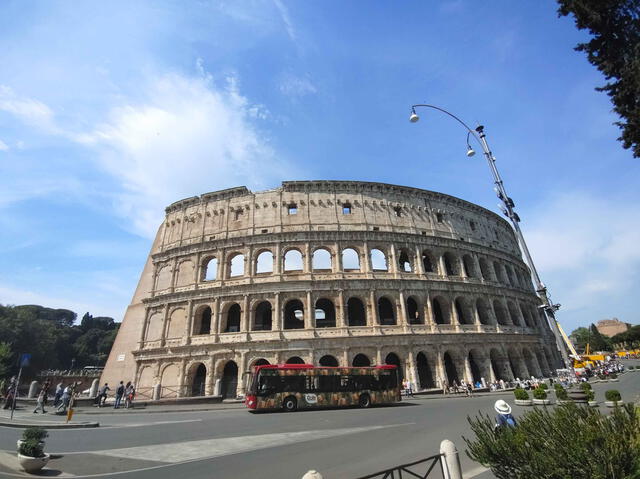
[203,257,218,281]
[490,348,512,381]
[312,248,332,271]
[432,297,449,324]
[315,298,336,328]
[352,353,371,367]
[319,355,339,367]
[194,306,212,335]
[478,257,491,281]
[416,352,435,389]
[377,297,396,325]
[507,349,526,379]
[398,249,412,272]
[342,248,360,271]
[522,348,538,377]
[536,350,550,376]
[475,298,492,325]
[406,297,422,324]
[520,303,533,327]
[253,301,272,331]
[191,363,206,397]
[443,253,459,276]
[252,358,270,367]
[255,251,274,274]
[283,299,305,329]
[462,255,476,278]
[468,351,483,384]
[385,352,403,382]
[347,297,366,326]
[493,261,505,284]
[284,249,303,272]
[225,303,241,332]
[220,361,238,399]
[229,254,244,277]
[455,297,472,324]
[443,352,459,385]
[370,248,388,271]
[493,300,510,325]
[507,301,521,326]
[422,250,436,273]
[505,265,516,285]
[286,356,305,364]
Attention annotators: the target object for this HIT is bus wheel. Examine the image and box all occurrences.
[283,396,297,412]
[358,394,371,408]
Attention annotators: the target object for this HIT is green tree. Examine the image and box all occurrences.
[570,326,591,352]
[0,342,12,378]
[557,0,640,158]
[589,323,613,351]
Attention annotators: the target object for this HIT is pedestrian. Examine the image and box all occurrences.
[114,381,125,409]
[494,400,517,430]
[42,379,51,406]
[97,383,110,407]
[467,382,474,397]
[124,382,136,409]
[57,384,71,413]
[33,388,47,414]
[442,380,449,395]
[3,377,17,410]
[53,382,63,407]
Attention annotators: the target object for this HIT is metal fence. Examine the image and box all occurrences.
[354,453,445,479]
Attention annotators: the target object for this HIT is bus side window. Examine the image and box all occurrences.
[305,376,319,392]
[318,375,338,392]
[283,376,305,392]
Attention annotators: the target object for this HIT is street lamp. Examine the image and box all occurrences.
[409,104,571,370]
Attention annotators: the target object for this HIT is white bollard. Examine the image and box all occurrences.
[301,471,323,479]
[89,378,99,398]
[28,381,39,398]
[153,383,161,400]
[440,439,463,479]
[214,378,222,396]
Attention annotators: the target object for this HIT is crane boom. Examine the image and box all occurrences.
[556,321,579,358]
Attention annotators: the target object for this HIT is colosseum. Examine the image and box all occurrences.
[101,180,563,400]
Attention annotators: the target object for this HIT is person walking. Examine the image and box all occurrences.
[33,388,47,414]
[57,384,71,413]
[114,381,125,409]
[3,378,16,410]
[494,400,517,430]
[42,379,51,407]
[466,382,474,398]
[124,382,135,409]
[53,383,63,407]
[97,383,110,407]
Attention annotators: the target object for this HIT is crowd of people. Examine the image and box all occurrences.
[96,381,136,409]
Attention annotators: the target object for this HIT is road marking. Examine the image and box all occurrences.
[86,424,411,463]
[100,419,202,429]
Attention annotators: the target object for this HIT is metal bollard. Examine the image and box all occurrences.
[28,381,39,398]
[440,439,462,479]
[301,471,323,479]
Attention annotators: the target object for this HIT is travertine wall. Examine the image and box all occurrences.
[101,181,562,398]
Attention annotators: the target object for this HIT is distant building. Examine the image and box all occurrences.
[596,318,630,337]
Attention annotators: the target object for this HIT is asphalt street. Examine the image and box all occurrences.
[1,367,638,479]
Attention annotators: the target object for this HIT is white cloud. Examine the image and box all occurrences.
[0,85,58,133]
[279,73,317,98]
[78,72,291,237]
[0,139,8,151]
[523,191,640,316]
[273,0,296,42]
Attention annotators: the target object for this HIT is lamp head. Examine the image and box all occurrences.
[466,147,476,157]
[409,109,419,123]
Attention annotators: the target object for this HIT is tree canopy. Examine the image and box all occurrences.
[558,0,640,158]
[611,324,640,347]
[569,324,614,352]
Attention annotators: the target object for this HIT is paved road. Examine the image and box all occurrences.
[1,367,638,479]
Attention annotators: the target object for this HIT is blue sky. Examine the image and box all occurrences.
[0,0,638,334]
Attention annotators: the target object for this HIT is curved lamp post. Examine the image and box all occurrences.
[410,104,571,370]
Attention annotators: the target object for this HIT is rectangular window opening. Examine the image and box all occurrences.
[234,209,243,221]
[343,204,352,214]
[394,207,402,217]
[288,204,298,215]
[436,213,444,223]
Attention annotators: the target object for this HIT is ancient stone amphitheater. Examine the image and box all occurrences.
[101,181,562,399]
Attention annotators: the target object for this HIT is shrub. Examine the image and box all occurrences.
[514,388,529,400]
[553,383,564,391]
[464,403,640,479]
[556,387,569,400]
[628,365,634,370]
[22,427,48,443]
[586,390,595,402]
[609,373,618,379]
[579,382,592,391]
[606,390,622,402]
[533,388,547,400]
[538,383,548,390]
[18,439,44,458]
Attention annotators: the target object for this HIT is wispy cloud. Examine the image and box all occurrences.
[273,0,296,42]
[0,85,58,134]
[279,72,317,98]
[0,139,8,151]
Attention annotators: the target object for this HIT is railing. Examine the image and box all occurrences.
[355,453,445,479]
[135,386,154,401]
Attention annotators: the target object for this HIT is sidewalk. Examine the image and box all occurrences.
[0,407,99,429]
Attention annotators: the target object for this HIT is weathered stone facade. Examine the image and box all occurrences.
[596,318,630,338]
[101,181,562,399]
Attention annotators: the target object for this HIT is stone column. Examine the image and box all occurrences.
[206,356,215,395]
[139,308,151,347]
[184,299,194,344]
[241,295,250,332]
[464,354,473,384]
[362,241,371,273]
[303,244,311,273]
[407,351,418,390]
[436,348,446,388]
[450,297,461,331]
[414,245,424,275]
[273,292,281,331]
[237,353,247,397]
[459,256,467,278]
[160,304,170,346]
[398,290,408,327]
[212,298,220,339]
[337,289,346,327]
[216,299,224,335]
[439,254,447,277]
[274,245,282,276]
[389,243,398,277]
[368,290,377,327]
[305,290,314,329]
[177,358,187,397]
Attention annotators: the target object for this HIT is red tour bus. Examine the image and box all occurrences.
[245,364,401,412]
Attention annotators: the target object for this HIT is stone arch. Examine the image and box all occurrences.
[167,308,186,339]
[507,348,528,379]
[202,257,218,281]
[416,352,436,389]
[507,301,522,326]
[283,299,305,329]
[253,301,272,331]
[493,261,505,284]
[536,349,551,376]
[370,248,388,271]
[160,363,180,394]
[432,296,451,324]
[443,351,460,385]
[422,250,437,273]
[193,305,212,335]
[475,298,493,325]
[520,303,533,327]
[455,297,473,324]
[228,253,245,277]
[504,264,516,286]
[155,264,172,291]
[342,247,361,271]
[347,297,366,326]
[319,355,339,367]
[443,252,459,276]
[397,248,413,272]
[255,250,274,274]
[176,259,195,287]
[489,348,513,381]
[492,300,510,325]
[137,366,154,389]
[312,248,332,271]
[315,298,336,328]
[462,254,477,278]
[224,303,241,332]
[406,296,422,324]
[352,353,371,367]
[377,296,396,325]
[468,349,488,385]
[522,348,540,377]
[220,361,238,399]
[286,356,305,364]
[284,248,303,272]
[384,352,403,382]
[478,257,491,281]
[145,311,163,342]
[250,358,270,368]
[188,362,207,397]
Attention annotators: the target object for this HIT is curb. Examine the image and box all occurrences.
[0,420,100,429]
[79,404,246,415]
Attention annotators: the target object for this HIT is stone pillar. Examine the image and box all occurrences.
[237,353,247,397]
[375,349,382,366]
[451,298,461,330]
[368,290,376,327]
[160,304,170,346]
[464,354,473,384]
[303,244,311,273]
[425,294,434,327]
[206,356,215,395]
[305,290,313,329]
[362,241,371,273]
[184,299,194,344]
[216,299,224,334]
[139,308,151,347]
[436,348,446,388]
[459,256,467,278]
[274,245,282,275]
[335,243,343,272]
[241,295,250,332]
[389,243,398,277]
[407,351,418,390]
[273,292,281,331]
[153,383,161,400]
[399,290,408,327]
[337,289,346,327]
[414,245,424,275]
[439,254,447,277]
